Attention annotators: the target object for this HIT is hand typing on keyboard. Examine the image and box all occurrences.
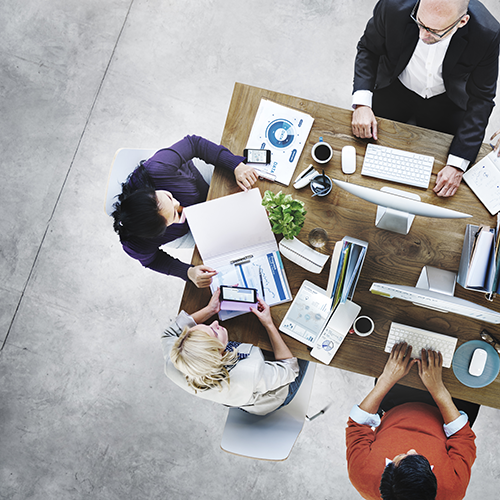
[358,343,462,427]
[379,342,417,387]
[417,349,446,397]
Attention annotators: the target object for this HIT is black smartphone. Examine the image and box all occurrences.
[220,285,258,303]
[243,148,271,164]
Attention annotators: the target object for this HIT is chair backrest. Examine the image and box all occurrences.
[104,148,157,215]
[220,362,317,460]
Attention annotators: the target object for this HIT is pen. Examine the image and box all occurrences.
[259,267,266,300]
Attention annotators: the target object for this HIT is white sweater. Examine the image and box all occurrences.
[161,311,299,415]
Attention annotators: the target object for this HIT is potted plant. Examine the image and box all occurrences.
[262,190,307,240]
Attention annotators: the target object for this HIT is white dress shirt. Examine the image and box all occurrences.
[352,34,469,171]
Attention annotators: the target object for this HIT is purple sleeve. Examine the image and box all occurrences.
[148,135,245,178]
[122,239,191,281]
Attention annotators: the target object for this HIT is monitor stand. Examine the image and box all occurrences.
[375,187,421,235]
[415,265,456,296]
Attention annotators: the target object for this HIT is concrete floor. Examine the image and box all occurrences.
[1,1,500,498]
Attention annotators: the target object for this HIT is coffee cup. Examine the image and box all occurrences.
[352,316,374,337]
[311,138,333,164]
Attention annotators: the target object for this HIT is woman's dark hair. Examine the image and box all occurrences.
[111,163,166,239]
[380,454,437,500]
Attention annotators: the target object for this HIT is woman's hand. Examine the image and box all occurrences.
[417,349,446,397]
[187,265,217,288]
[379,342,416,386]
[250,298,274,329]
[491,129,500,156]
[190,288,221,324]
[206,288,221,316]
[234,162,259,192]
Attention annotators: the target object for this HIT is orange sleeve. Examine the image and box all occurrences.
[346,417,375,471]
[446,423,477,497]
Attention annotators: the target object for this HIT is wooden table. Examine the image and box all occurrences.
[180,82,500,408]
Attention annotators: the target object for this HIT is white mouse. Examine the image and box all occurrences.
[342,145,356,174]
[468,348,487,377]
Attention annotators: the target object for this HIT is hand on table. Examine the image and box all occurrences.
[379,342,416,386]
[433,165,463,197]
[187,265,217,288]
[234,162,259,191]
[352,105,378,140]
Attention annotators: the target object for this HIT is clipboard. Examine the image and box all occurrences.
[184,189,292,320]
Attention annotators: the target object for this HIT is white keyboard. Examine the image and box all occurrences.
[385,322,458,368]
[362,143,434,189]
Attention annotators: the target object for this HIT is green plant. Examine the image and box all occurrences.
[262,190,307,240]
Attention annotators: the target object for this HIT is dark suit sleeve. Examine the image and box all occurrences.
[448,29,500,163]
[353,0,389,93]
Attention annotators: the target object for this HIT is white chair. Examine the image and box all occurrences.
[104,148,158,216]
[220,362,317,461]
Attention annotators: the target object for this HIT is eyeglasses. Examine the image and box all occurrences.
[481,329,500,354]
[410,1,467,39]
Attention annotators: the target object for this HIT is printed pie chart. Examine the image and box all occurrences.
[266,119,295,148]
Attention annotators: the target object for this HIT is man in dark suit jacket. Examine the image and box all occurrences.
[352,0,500,197]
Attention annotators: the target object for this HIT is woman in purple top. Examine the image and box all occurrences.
[111,135,258,287]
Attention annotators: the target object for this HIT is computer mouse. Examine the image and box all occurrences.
[342,145,356,174]
[468,348,487,377]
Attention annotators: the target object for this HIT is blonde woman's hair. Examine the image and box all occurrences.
[170,326,238,392]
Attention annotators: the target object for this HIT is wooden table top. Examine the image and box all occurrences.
[180,82,500,408]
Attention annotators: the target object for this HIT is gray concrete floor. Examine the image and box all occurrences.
[1,1,500,498]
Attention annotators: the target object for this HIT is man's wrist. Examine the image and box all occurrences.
[377,373,397,391]
[428,384,450,403]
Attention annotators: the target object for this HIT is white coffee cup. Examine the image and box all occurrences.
[311,138,333,164]
[352,316,374,336]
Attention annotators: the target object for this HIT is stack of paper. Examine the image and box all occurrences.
[326,237,368,308]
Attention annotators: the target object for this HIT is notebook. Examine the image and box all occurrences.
[184,189,292,320]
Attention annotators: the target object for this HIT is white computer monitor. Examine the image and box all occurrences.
[370,266,500,324]
[331,179,472,234]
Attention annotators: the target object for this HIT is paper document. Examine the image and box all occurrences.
[279,237,330,273]
[279,281,334,347]
[463,150,500,215]
[246,99,314,186]
[310,301,361,365]
[211,251,290,320]
[184,189,292,320]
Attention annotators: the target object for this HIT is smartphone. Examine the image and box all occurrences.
[244,148,271,165]
[220,285,258,303]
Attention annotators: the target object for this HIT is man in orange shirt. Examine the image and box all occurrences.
[346,343,477,500]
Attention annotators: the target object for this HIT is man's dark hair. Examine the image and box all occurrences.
[112,163,166,239]
[380,454,437,500]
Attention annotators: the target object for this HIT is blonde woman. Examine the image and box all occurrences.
[162,289,308,415]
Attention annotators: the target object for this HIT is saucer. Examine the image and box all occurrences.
[452,340,500,388]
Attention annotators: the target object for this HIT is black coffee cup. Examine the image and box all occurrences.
[353,316,374,336]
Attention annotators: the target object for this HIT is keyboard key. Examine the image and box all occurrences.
[361,144,434,189]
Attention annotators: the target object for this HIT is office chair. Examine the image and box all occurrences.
[104,148,195,249]
[104,148,158,216]
[220,362,317,461]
